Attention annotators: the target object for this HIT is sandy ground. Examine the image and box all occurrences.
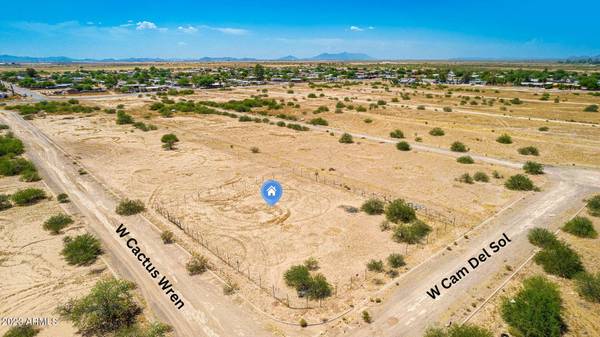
[0,176,108,336]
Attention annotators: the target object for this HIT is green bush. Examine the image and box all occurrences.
[58,278,140,335]
[160,230,175,244]
[443,107,453,112]
[450,141,468,152]
[367,259,384,272]
[396,141,411,151]
[116,111,134,125]
[458,173,474,184]
[575,272,600,303]
[385,199,416,223]
[392,220,431,244]
[505,174,536,191]
[3,325,40,337]
[20,169,41,182]
[186,253,208,275]
[496,134,513,144]
[473,171,489,182]
[362,311,372,323]
[361,198,385,215]
[583,104,599,112]
[299,318,307,327]
[160,133,179,150]
[44,213,74,234]
[307,273,332,300]
[518,146,539,156]
[523,161,544,175]
[501,276,564,337]
[0,157,35,176]
[339,133,354,144]
[10,188,46,205]
[538,126,549,132]
[456,155,474,164]
[284,265,312,292]
[115,199,145,216]
[528,227,558,248]
[57,193,69,203]
[429,127,445,136]
[534,241,584,279]
[424,324,492,337]
[62,234,102,265]
[387,253,406,268]
[0,194,12,211]
[0,135,25,156]
[390,129,404,138]
[587,194,600,216]
[309,117,328,126]
[304,257,319,270]
[562,216,597,238]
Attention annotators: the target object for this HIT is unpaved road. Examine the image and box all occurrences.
[0,110,274,337]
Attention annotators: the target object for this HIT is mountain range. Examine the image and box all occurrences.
[0,52,375,63]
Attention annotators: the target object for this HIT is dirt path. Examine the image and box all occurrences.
[0,110,275,337]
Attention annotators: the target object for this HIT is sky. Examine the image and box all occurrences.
[1,0,599,60]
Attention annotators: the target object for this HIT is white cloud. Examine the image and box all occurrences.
[350,26,364,32]
[178,25,198,33]
[136,21,157,30]
[368,26,375,30]
[206,26,249,35]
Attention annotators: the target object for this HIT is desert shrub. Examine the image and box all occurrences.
[307,273,332,300]
[534,241,584,278]
[473,171,489,182]
[417,105,426,110]
[307,93,317,98]
[510,97,523,104]
[276,121,286,127]
[62,234,102,265]
[562,216,597,238]
[505,174,536,191]
[115,199,145,216]
[339,133,354,144]
[58,278,140,335]
[518,146,539,156]
[492,170,503,179]
[20,169,41,182]
[0,135,25,156]
[387,253,405,268]
[238,115,252,122]
[528,227,559,248]
[429,127,445,136]
[501,276,564,337]
[44,213,74,234]
[160,133,179,150]
[456,155,474,164]
[356,105,367,112]
[0,124,9,130]
[309,117,328,126]
[299,318,307,327]
[443,107,453,112]
[0,194,12,211]
[367,259,384,272]
[575,272,600,303]
[160,230,175,244]
[583,104,598,112]
[0,157,35,176]
[313,106,329,114]
[362,311,372,323]
[250,146,260,153]
[523,161,544,175]
[385,199,416,223]
[304,257,319,270]
[361,198,385,215]
[458,173,474,184]
[10,188,46,205]
[586,194,600,216]
[389,129,404,138]
[284,265,311,292]
[186,254,208,275]
[3,325,39,337]
[538,126,549,132]
[496,133,513,144]
[424,324,492,337]
[396,141,411,151]
[116,111,134,125]
[450,141,468,152]
[393,220,431,244]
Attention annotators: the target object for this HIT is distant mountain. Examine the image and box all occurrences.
[309,52,374,61]
[0,52,376,63]
[562,55,600,64]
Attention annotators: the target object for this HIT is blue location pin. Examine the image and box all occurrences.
[260,180,283,206]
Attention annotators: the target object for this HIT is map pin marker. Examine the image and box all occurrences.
[261,180,282,206]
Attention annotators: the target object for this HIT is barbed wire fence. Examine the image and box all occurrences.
[150,167,459,309]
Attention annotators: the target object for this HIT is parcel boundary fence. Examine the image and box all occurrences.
[150,167,459,309]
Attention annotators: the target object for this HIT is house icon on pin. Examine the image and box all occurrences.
[266,186,277,197]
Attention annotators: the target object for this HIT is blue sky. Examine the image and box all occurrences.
[1,0,599,59]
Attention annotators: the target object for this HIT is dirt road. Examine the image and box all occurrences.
[0,110,274,337]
